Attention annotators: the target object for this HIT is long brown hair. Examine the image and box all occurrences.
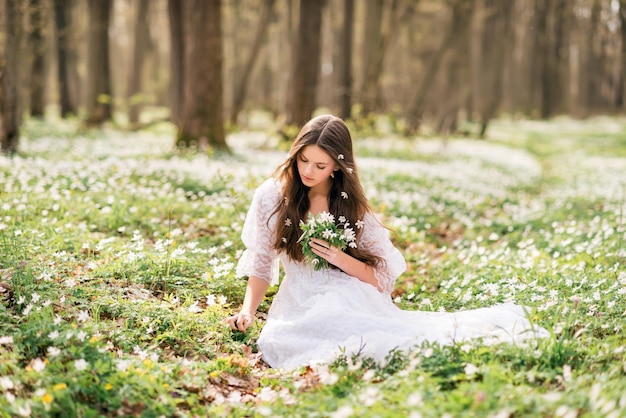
[271,115,383,267]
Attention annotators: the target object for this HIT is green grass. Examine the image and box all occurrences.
[0,115,624,417]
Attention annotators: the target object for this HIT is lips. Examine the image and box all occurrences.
[302,175,314,183]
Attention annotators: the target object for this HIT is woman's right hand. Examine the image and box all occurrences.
[225,311,255,332]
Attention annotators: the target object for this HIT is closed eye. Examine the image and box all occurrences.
[300,155,328,169]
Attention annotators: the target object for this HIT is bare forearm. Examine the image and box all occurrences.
[309,237,381,291]
[335,252,380,291]
[241,276,270,314]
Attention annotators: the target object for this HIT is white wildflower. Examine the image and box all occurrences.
[74,359,89,371]
[77,310,90,322]
[358,386,380,407]
[257,387,278,403]
[116,359,131,372]
[464,363,479,377]
[407,392,423,406]
[318,212,335,224]
[188,302,203,313]
[0,336,13,345]
[0,376,14,390]
[30,358,46,373]
[17,404,31,417]
[331,406,354,418]
[47,346,61,357]
[342,227,356,243]
[317,369,339,385]
[227,390,242,403]
[22,304,33,316]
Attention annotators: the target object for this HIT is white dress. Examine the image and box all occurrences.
[236,179,548,370]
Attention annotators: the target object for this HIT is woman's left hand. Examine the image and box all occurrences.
[310,238,342,266]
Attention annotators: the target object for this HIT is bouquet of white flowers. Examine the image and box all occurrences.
[298,211,357,270]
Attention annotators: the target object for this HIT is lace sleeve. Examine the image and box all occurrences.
[358,212,406,295]
[235,179,281,285]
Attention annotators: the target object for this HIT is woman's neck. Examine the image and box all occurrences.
[308,194,328,203]
[308,180,332,201]
[307,182,331,217]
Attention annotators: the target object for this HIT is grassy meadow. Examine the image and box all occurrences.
[0,114,625,417]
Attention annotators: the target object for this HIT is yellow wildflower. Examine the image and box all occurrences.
[52,383,67,392]
[41,393,54,404]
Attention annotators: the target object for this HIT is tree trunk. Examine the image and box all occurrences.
[338,0,354,120]
[360,0,410,115]
[0,0,22,154]
[478,0,514,137]
[177,0,228,151]
[53,0,76,117]
[437,0,475,134]
[85,0,113,125]
[168,0,184,125]
[285,0,325,127]
[29,0,46,117]
[405,0,473,134]
[66,0,81,114]
[538,0,560,119]
[585,0,601,114]
[127,0,150,127]
[359,0,383,115]
[553,0,571,114]
[230,0,276,125]
[619,0,626,109]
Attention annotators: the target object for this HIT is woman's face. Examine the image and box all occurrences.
[296,145,337,190]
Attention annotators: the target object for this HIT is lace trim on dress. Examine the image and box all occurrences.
[235,179,282,285]
[359,212,406,295]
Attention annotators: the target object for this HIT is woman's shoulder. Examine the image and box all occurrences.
[362,209,383,225]
[253,177,283,205]
[256,177,282,195]
[359,210,389,236]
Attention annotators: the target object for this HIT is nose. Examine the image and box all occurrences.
[303,163,313,176]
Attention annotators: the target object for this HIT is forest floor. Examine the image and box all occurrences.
[0,114,625,417]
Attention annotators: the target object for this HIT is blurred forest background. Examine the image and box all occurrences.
[1,0,625,154]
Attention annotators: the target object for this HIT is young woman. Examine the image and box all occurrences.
[226,114,547,370]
